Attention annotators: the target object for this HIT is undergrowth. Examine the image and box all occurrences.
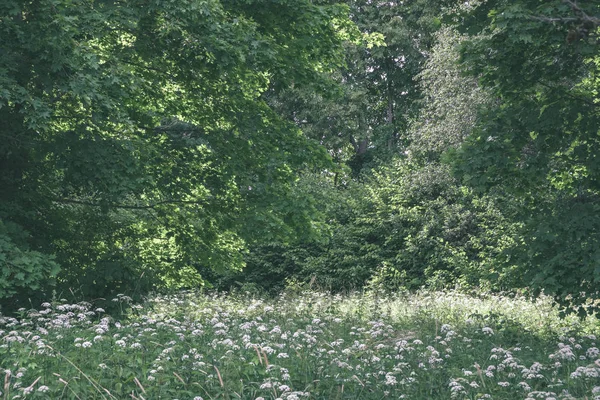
[0,290,599,399]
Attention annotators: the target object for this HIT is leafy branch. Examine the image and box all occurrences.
[531,0,600,30]
[49,197,212,210]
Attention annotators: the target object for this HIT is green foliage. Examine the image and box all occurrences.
[0,221,59,303]
[0,290,598,399]
[3,0,598,318]
[366,161,521,291]
[227,160,519,294]
[0,0,354,306]
[408,26,493,160]
[266,0,455,174]
[445,0,600,311]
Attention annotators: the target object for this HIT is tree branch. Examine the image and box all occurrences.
[531,0,600,27]
[49,197,211,210]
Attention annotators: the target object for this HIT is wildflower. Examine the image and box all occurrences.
[384,373,397,385]
[449,379,466,399]
[482,327,494,335]
[551,343,576,361]
[498,381,510,387]
[518,381,531,391]
[38,386,49,392]
[82,341,92,348]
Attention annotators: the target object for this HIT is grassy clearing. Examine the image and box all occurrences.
[1,290,599,399]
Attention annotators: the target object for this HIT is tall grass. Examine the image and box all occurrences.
[0,290,599,399]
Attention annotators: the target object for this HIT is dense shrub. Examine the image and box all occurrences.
[218,163,520,294]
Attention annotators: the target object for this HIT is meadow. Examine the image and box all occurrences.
[1,289,599,400]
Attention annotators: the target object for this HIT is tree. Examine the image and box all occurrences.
[447,0,600,312]
[266,0,454,175]
[408,26,493,161]
[0,0,353,305]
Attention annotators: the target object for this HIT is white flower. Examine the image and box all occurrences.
[38,385,49,392]
[587,347,599,358]
[518,381,531,391]
[482,327,494,335]
[384,373,397,385]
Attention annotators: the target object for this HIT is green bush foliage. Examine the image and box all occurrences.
[224,162,519,293]
[0,221,60,305]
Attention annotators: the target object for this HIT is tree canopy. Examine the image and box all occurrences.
[2,0,600,314]
[0,0,355,305]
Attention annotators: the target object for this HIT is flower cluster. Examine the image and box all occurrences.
[0,290,598,399]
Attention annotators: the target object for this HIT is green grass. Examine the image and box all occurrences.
[1,289,599,399]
